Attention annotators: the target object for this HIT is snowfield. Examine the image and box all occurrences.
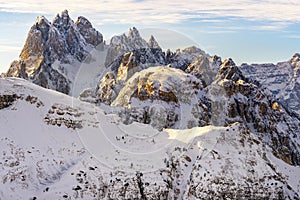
[0,77,299,199]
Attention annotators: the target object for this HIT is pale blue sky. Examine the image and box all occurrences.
[0,0,299,72]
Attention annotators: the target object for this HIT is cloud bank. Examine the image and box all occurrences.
[0,0,299,26]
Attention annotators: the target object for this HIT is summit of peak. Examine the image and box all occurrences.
[290,53,300,69]
[75,16,103,47]
[53,10,70,21]
[35,16,50,26]
[217,58,245,82]
[222,58,236,67]
[76,16,89,22]
[128,27,140,38]
[291,53,300,62]
[149,35,155,40]
[148,35,160,49]
[75,16,92,29]
[52,9,72,29]
[61,9,69,17]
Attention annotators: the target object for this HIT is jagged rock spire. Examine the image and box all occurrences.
[291,53,300,66]
[217,58,245,81]
[52,9,71,31]
[128,27,140,38]
[75,16,103,47]
[148,35,161,49]
[105,27,150,66]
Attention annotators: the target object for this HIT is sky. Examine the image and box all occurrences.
[0,0,299,73]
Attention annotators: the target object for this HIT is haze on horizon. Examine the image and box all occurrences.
[0,0,299,73]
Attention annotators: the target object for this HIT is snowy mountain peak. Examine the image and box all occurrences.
[35,16,50,26]
[105,27,150,66]
[75,16,103,47]
[61,9,70,21]
[222,57,235,67]
[240,53,300,114]
[61,9,69,17]
[76,16,92,28]
[128,27,140,38]
[127,27,148,47]
[217,58,243,81]
[211,55,222,66]
[291,53,300,65]
[148,35,161,49]
[52,9,72,30]
[6,10,105,95]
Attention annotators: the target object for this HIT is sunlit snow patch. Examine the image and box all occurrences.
[166,125,224,143]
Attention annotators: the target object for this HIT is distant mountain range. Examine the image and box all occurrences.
[1,10,300,199]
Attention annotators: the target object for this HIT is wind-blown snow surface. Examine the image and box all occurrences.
[0,78,299,199]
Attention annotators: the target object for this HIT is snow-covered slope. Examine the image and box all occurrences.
[1,76,299,199]
[240,53,300,115]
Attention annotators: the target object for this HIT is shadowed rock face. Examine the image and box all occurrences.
[6,10,104,95]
